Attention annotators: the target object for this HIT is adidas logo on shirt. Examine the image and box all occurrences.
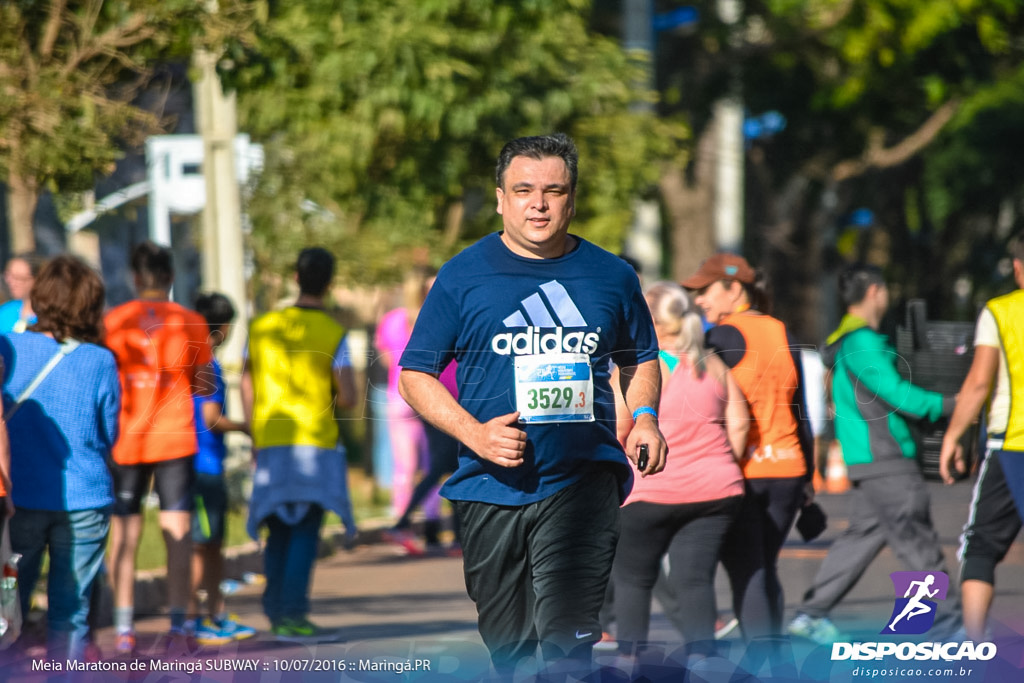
[491,280,600,356]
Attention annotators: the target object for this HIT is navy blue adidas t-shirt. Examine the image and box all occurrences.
[399,233,658,506]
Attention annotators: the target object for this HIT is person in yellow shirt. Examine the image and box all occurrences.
[940,232,1024,642]
[241,247,357,642]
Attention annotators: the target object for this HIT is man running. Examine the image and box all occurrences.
[399,133,667,678]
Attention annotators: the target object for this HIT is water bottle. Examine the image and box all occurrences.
[0,553,21,639]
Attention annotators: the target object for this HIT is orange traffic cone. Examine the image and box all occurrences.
[824,441,851,494]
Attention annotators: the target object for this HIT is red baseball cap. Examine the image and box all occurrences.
[681,253,755,290]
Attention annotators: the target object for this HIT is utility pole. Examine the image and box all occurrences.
[623,0,663,278]
[194,49,248,370]
[714,0,744,254]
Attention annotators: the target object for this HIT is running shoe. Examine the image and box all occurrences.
[271,617,338,643]
[714,617,739,639]
[194,619,234,646]
[114,631,136,656]
[382,528,426,556]
[592,632,618,652]
[787,613,847,644]
[948,625,992,643]
[216,614,258,641]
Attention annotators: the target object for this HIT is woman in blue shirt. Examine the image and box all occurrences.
[1,255,120,661]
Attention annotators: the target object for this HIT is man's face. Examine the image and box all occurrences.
[4,259,33,301]
[869,282,890,317]
[496,155,575,259]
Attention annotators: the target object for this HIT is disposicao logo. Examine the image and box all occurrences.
[883,571,947,635]
[830,571,998,663]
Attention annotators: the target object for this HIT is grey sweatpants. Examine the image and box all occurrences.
[797,472,960,636]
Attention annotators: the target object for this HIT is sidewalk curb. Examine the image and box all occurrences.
[88,518,395,627]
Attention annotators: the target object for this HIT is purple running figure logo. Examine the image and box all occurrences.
[882,571,949,635]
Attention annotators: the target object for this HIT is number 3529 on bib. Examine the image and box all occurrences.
[514,353,594,424]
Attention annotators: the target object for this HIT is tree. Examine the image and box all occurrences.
[226,0,687,296]
[0,0,249,253]
[652,0,1024,339]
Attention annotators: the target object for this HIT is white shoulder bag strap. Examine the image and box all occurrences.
[3,338,81,421]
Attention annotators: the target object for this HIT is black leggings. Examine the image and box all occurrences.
[612,496,741,653]
[719,477,805,638]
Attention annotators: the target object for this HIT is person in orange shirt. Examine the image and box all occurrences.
[105,241,213,654]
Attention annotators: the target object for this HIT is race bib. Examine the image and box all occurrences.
[514,353,594,424]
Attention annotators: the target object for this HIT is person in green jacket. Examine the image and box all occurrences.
[787,264,959,645]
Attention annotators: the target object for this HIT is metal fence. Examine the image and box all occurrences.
[895,300,977,480]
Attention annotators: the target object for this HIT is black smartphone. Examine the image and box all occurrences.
[637,444,649,472]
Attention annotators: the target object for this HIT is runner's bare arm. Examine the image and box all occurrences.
[399,368,526,468]
[333,365,356,411]
[714,355,750,462]
[240,358,254,430]
[201,400,249,436]
[939,344,998,484]
[619,358,668,476]
[192,361,216,398]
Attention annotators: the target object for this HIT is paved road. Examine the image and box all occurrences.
[5,479,1024,681]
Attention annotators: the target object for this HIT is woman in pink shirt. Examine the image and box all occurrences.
[376,267,457,553]
[611,281,748,654]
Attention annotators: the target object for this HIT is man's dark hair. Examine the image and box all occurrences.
[1008,231,1024,264]
[838,263,886,307]
[296,247,335,296]
[130,241,174,290]
[496,133,579,191]
[194,292,236,334]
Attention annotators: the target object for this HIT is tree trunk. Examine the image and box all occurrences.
[442,200,465,249]
[6,152,39,254]
[663,123,717,283]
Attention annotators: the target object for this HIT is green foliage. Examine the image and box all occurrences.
[229,0,686,292]
[645,0,1024,330]
[922,64,1024,241]
[0,1,251,227]
[756,0,1024,316]
[752,0,1023,132]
